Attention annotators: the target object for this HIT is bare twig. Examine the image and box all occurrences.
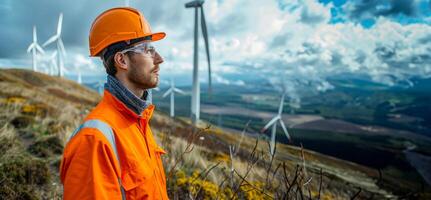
[166,127,206,181]
[192,162,222,199]
[282,162,290,191]
[350,188,362,200]
[300,143,308,179]
[215,175,229,200]
[265,145,276,188]
[318,168,323,200]
[286,165,300,195]
[229,139,260,200]
[236,120,251,155]
[191,161,221,184]
[233,170,274,199]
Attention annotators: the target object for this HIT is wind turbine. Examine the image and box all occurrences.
[185,0,212,126]
[43,13,66,77]
[27,26,45,72]
[162,80,185,117]
[261,93,291,156]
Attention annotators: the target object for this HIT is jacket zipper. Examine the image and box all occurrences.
[138,117,152,158]
[139,116,166,199]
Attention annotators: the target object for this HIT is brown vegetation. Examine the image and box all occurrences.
[1,69,429,199]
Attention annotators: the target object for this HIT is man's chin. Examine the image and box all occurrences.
[146,80,159,89]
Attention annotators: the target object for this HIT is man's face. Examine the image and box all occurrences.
[125,43,163,89]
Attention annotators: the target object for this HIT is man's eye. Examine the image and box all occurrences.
[146,47,155,54]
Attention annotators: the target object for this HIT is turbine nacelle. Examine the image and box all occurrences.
[185,0,204,8]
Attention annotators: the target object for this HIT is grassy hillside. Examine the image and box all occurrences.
[0,69,428,199]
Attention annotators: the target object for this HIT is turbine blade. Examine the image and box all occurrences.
[62,65,69,73]
[162,88,172,98]
[57,13,63,35]
[35,44,45,54]
[174,88,186,95]
[279,120,291,141]
[43,35,58,47]
[51,51,58,59]
[261,116,280,132]
[33,26,37,42]
[200,7,212,93]
[153,87,160,91]
[59,38,66,56]
[27,43,35,53]
[278,93,285,115]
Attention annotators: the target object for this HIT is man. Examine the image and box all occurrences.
[60,7,168,199]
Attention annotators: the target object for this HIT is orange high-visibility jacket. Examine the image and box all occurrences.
[60,90,169,200]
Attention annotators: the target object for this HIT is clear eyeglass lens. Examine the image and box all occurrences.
[121,43,156,57]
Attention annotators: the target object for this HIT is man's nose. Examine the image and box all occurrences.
[154,51,164,65]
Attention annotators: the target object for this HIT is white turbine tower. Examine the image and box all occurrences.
[185,0,212,126]
[76,67,82,84]
[48,51,57,76]
[162,80,185,117]
[43,13,66,77]
[261,93,291,156]
[27,26,45,72]
[146,87,160,105]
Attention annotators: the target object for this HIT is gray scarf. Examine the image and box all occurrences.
[104,75,151,115]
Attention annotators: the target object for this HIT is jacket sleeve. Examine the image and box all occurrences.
[60,128,122,200]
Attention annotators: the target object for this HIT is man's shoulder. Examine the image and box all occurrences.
[86,99,119,121]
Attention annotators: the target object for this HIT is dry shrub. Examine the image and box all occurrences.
[28,136,63,158]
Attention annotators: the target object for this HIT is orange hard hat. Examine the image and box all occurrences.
[89,7,166,57]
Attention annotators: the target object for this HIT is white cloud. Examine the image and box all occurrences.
[2,0,430,95]
[212,73,244,86]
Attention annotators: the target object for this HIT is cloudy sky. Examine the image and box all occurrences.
[1,0,431,93]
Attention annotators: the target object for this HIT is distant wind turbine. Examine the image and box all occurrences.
[73,62,83,84]
[289,98,301,114]
[94,81,105,95]
[185,0,212,126]
[27,26,45,72]
[43,13,66,77]
[261,93,291,156]
[76,67,82,84]
[162,80,185,117]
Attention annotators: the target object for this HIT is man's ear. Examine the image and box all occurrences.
[114,52,128,70]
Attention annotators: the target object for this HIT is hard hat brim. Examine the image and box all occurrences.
[148,32,166,42]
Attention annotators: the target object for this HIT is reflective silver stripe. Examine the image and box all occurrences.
[119,178,126,200]
[68,119,126,200]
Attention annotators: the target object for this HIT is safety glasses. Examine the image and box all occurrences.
[119,42,157,58]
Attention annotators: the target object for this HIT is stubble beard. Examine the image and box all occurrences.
[128,63,158,90]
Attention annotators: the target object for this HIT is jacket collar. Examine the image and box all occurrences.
[104,75,151,116]
[103,90,155,121]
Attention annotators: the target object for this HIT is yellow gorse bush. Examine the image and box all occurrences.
[175,170,233,200]
[22,104,38,114]
[6,97,26,104]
